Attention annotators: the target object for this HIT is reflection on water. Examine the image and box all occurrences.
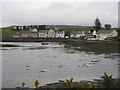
[1,42,119,88]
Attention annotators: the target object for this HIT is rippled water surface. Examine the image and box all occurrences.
[1,42,119,88]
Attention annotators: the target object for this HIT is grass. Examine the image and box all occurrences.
[0,27,26,39]
[39,73,120,89]
[58,27,95,32]
[0,28,16,39]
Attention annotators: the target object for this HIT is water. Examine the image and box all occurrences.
[1,42,119,88]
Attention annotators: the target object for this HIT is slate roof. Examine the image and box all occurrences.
[84,31,92,34]
[20,32,38,34]
[70,31,82,35]
[56,31,64,34]
[96,30,116,34]
[29,28,38,31]
[39,30,49,33]
[38,29,54,33]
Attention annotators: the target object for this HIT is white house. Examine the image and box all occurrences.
[12,26,17,30]
[55,31,65,38]
[13,32,21,38]
[96,30,118,39]
[38,29,55,38]
[29,28,38,32]
[92,31,97,35]
[70,31,85,38]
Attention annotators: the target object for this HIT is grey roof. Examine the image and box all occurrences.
[29,28,38,31]
[56,31,64,34]
[13,32,38,36]
[39,30,49,33]
[96,30,116,34]
[20,32,38,34]
[84,31,92,34]
[70,31,82,35]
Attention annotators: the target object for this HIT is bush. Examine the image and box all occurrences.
[101,73,120,88]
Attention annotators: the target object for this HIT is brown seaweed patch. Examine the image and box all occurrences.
[23,47,48,50]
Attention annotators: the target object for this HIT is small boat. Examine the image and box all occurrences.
[41,43,48,45]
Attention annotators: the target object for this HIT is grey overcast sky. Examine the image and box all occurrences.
[0,0,119,27]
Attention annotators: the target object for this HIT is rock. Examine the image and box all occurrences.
[78,60,82,61]
[83,63,91,67]
[16,87,20,89]
[91,60,100,62]
[40,70,47,72]
[50,65,53,67]
[26,65,30,67]
[59,79,65,83]
[58,65,66,68]
[26,68,31,70]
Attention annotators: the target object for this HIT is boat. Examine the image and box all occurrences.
[41,43,48,45]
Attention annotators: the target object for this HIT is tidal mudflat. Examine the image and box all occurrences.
[1,42,119,88]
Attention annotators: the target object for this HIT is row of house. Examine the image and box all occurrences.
[70,30,118,40]
[96,30,118,39]
[13,28,119,40]
[13,29,65,38]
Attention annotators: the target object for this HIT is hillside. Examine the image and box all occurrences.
[1,26,120,40]
[0,27,26,39]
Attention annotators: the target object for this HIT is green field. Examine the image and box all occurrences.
[0,28,16,39]
[0,28,26,39]
[0,27,95,39]
[1,26,119,40]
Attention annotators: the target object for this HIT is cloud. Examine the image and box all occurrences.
[1,0,119,2]
[1,2,118,27]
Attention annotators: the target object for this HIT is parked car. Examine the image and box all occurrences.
[65,36,69,38]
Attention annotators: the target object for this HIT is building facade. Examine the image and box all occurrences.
[96,30,118,39]
[38,29,55,38]
[55,31,65,38]
[70,31,85,38]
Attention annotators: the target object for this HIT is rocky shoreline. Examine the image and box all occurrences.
[13,78,119,89]
[2,37,119,42]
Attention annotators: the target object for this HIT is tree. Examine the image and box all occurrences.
[23,26,26,30]
[16,26,20,31]
[65,30,70,36]
[39,25,46,30]
[94,17,101,32]
[90,29,94,33]
[104,24,111,30]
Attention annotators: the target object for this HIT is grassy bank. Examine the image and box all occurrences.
[0,28,27,39]
[0,26,94,39]
[40,78,120,89]
[0,28,16,39]
[15,73,120,89]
